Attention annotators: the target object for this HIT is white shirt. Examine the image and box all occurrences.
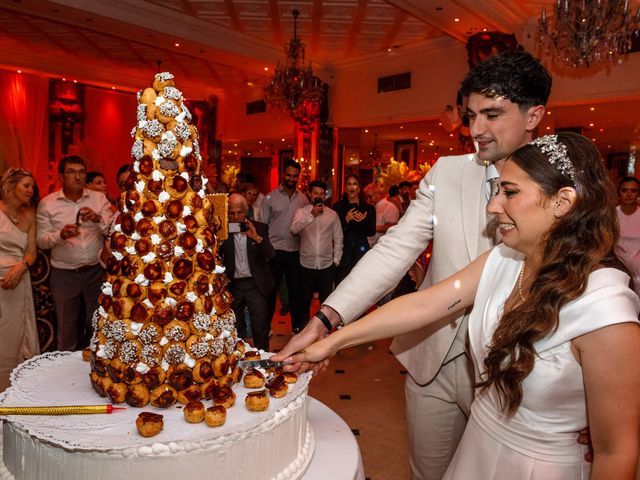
[261,185,309,252]
[232,233,252,279]
[36,189,114,269]
[368,197,400,247]
[291,204,343,270]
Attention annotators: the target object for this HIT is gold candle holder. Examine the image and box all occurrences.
[0,405,127,415]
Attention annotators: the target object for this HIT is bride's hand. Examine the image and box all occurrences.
[285,338,334,368]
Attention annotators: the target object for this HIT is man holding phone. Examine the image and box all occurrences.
[221,194,275,351]
[291,180,343,324]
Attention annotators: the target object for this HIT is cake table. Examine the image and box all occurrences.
[0,352,364,480]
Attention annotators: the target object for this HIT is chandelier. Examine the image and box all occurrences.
[264,9,323,122]
[538,0,640,68]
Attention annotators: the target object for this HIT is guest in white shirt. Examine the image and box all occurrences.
[367,184,400,247]
[291,180,343,323]
[261,160,309,333]
[616,176,640,295]
[36,156,114,351]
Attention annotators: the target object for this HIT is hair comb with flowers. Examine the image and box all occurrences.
[530,135,576,185]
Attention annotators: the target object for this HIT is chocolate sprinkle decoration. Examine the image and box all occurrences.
[191,312,211,333]
[164,344,186,365]
[131,140,144,161]
[157,137,178,158]
[142,344,161,366]
[159,101,180,118]
[166,325,187,342]
[143,119,164,139]
[103,340,117,360]
[156,72,174,81]
[139,325,160,345]
[173,122,190,141]
[163,86,182,101]
[189,340,209,359]
[137,104,147,123]
[209,338,224,357]
[119,340,139,364]
[108,320,127,342]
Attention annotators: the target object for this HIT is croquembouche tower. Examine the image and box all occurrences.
[88,72,240,408]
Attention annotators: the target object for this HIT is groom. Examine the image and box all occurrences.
[274,50,552,479]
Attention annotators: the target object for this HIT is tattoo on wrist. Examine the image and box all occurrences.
[448,299,461,310]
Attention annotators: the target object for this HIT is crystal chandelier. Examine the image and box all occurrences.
[538,0,640,68]
[264,9,323,122]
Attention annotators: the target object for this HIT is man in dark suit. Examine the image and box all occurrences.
[221,194,275,351]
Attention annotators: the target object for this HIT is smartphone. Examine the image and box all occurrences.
[313,198,324,206]
[228,222,248,234]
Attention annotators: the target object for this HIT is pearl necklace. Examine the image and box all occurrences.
[517,260,526,303]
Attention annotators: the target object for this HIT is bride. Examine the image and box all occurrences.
[287,132,640,479]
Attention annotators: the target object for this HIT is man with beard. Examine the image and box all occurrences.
[261,160,309,333]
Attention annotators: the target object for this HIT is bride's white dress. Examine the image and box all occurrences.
[443,244,640,480]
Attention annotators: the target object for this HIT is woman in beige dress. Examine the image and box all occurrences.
[0,167,40,392]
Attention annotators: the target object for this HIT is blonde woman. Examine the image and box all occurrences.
[0,167,40,392]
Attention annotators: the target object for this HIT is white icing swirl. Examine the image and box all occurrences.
[131,232,141,241]
[143,298,154,308]
[158,191,170,203]
[176,222,186,234]
[180,146,192,157]
[125,246,136,255]
[186,292,197,303]
[174,246,184,257]
[214,265,226,274]
[182,206,192,217]
[135,180,145,193]
[153,215,166,224]
[112,251,124,261]
[180,171,190,181]
[184,354,196,368]
[141,252,156,263]
[152,170,165,182]
[101,282,113,296]
[134,212,144,222]
[159,336,169,347]
[135,274,150,286]
[135,362,150,374]
[133,160,140,173]
[130,322,143,336]
[98,306,108,318]
[195,238,204,253]
[114,223,122,233]
[163,272,173,284]
[161,359,169,371]
[154,95,166,106]
[165,297,177,307]
[151,234,162,245]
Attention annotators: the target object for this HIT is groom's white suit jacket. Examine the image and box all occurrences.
[324,153,493,385]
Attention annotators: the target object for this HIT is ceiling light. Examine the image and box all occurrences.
[589,123,594,127]
[263,9,323,122]
[590,107,596,111]
[364,129,369,133]
[17,70,22,74]
[538,1,640,68]
[174,43,180,47]
[454,17,460,22]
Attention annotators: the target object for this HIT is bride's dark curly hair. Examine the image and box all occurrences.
[479,131,626,415]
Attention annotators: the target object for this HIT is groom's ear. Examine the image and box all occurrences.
[526,105,545,132]
[554,187,577,218]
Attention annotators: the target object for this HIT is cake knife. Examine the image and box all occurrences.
[237,359,290,370]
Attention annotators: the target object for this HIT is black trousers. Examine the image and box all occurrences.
[50,264,104,351]
[300,264,335,323]
[230,277,270,351]
[267,250,306,331]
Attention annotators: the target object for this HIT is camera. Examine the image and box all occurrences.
[313,198,324,206]
[228,222,248,234]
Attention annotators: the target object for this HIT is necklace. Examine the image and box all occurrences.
[517,259,526,303]
[8,208,19,224]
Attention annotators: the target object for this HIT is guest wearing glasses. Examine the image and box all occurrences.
[37,156,114,351]
[0,167,40,392]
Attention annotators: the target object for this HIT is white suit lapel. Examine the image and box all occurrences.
[460,155,487,261]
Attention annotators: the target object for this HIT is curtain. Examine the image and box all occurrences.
[0,70,49,192]
[83,87,136,199]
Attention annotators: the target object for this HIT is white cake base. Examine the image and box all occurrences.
[0,352,314,480]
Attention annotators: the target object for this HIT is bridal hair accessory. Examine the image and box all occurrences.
[530,135,575,184]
